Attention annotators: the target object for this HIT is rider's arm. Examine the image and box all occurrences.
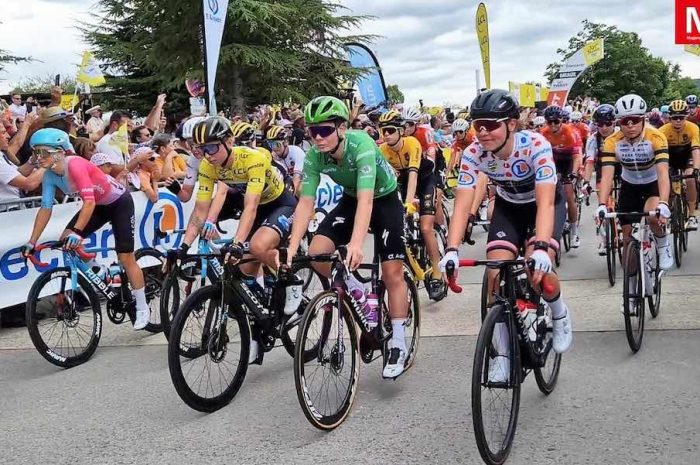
[470,172,488,216]
[29,207,52,243]
[653,136,670,204]
[693,148,700,171]
[204,181,229,224]
[690,124,700,170]
[404,139,421,203]
[570,129,583,174]
[446,150,479,249]
[532,139,558,243]
[287,196,314,256]
[71,199,96,234]
[597,138,618,206]
[405,170,418,205]
[351,143,380,247]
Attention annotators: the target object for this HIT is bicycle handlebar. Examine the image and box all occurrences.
[26,241,96,267]
[445,258,555,295]
[602,210,659,220]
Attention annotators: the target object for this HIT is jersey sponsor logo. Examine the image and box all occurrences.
[535,166,555,181]
[382,229,389,247]
[487,160,498,172]
[512,159,531,178]
[359,165,372,175]
[139,191,185,250]
[458,172,475,186]
[332,216,346,227]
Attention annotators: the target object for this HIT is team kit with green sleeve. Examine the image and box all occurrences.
[302,130,406,261]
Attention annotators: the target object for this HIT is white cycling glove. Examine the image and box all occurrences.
[595,204,608,220]
[438,250,459,273]
[657,202,671,219]
[530,249,552,274]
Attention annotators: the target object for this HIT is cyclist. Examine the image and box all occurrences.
[597,94,673,271]
[447,118,475,173]
[282,96,410,379]
[660,105,670,126]
[570,111,590,147]
[21,128,151,330]
[165,116,206,202]
[582,104,620,255]
[659,99,700,230]
[266,125,306,196]
[686,95,700,128]
[440,89,572,382]
[532,116,546,132]
[378,110,445,300]
[541,105,583,248]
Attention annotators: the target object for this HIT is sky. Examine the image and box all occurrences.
[1,0,699,106]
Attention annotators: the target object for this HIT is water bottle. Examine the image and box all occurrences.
[87,259,109,283]
[516,299,538,342]
[278,267,304,316]
[108,262,122,288]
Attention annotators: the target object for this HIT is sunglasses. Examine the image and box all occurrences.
[619,116,644,126]
[597,121,614,128]
[671,115,687,121]
[380,126,400,135]
[33,147,63,159]
[534,124,544,130]
[308,125,336,138]
[404,122,416,127]
[546,119,561,125]
[454,130,465,135]
[472,118,508,132]
[197,143,221,156]
[268,140,284,149]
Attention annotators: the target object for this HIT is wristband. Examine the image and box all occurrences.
[657,200,669,207]
[70,227,84,237]
[532,240,550,252]
[445,247,459,253]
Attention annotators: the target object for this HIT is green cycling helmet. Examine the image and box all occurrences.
[304,96,349,124]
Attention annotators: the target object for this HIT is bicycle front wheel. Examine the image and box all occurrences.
[160,258,214,340]
[605,219,617,287]
[294,290,358,430]
[672,196,683,268]
[647,243,662,318]
[472,304,521,465]
[381,268,421,373]
[622,242,645,353]
[533,301,562,394]
[26,267,102,368]
[168,284,249,412]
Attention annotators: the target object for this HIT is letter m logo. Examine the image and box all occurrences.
[676,0,700,44]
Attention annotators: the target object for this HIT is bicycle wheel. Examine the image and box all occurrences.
[681,196,689,252]
[380,268,421,373]
[480,268,489,322]
[441,198,451,229]
[281,262,329,359]
[533,300,562,394]
[135,248,166,333]
[26,267,102,368]
[168,284,250,412]
[472,304,521,465]
[605,219,616,287]
[672,196,683,268]
[647,243,661,318]
[622,242,645,353]
[160,258,214,340]
[294,290,358,430]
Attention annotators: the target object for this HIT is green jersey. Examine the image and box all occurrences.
[301,130,397,198]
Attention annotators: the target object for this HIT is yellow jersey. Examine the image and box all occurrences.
[379,136,422,182]
[601,126,669,185]
[658,121,700,160]
[196,146,285,204]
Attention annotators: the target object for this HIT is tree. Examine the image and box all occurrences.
[660,64,700,104]
[545,21,669,107]
[11,74,78,94]
[387,83,404,103]
[81,0,375,114]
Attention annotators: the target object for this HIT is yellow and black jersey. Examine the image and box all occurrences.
[601,126,668,185]
[196,146,285,204]
[658,120,700,160]
[379,136,422,174]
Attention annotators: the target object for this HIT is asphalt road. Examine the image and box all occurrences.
[1,202,700,464]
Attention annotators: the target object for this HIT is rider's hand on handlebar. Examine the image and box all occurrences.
[529,249,552,285]
[201,220,216,240]
[595,204,608,221]
[345,242,364,271]
[464,213,476,245]
[20,241,36,258]
[404,201,418,216]
[657,201,671,226]
[439,249,459,280]
[63,232,83,251]
[222,242,245,264]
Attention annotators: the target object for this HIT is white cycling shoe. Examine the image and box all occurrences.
[571,235,581,249]
[658,242,674,270]
[488,356,510,383]
[133,307,150,331]
[552,310,573,353]
[383,346,407,379]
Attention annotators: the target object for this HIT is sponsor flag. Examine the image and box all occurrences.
[76,51,106,87]
[345,43,388,108]
[109,123,130,161]
[476,3,491,89]
[547,38,604,106]
[202,0,230,114]
[684,44,700,56]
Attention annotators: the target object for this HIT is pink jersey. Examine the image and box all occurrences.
[41,156,125,208]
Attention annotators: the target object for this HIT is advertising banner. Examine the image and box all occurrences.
[547,38,604,106]
[476,3,491,89]
[202,0,230,114]
[345,43,388,108]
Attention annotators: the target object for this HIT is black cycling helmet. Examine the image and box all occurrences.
[592,104,616,123]
[543,105,564,122]
[469,89,520,120]
[192,116,232,145]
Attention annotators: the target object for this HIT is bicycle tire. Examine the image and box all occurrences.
[681,196,689,252]
[672,196,683,268]
[647,242,661,318]
[26,267,102,368]
[480,268,489,322]
[562,228,571,253]
[441,198,451,229]
[135,248,166,334]
[294,290,358,430]
[533,300,562,394]
[605,219,616,287]
[280,261,329,360]
[380,268,421,374]
[622,242,645,353]
[472,304,521,465]
[168,284,250,412]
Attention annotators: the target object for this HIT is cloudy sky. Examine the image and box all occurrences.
[1,0,699,106]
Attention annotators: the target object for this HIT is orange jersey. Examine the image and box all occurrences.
[571,122,589,146]
[540,124,581,159]
[411,125,438,153]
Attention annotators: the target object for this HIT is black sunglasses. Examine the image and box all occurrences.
[196,143,221,156]
[619,116,644,126]
[454,130,465,135]
[308,125,336,138]
[597,121,614,127]
[671,115,687,121]
[380,126,399,135]
[546,119,561,125]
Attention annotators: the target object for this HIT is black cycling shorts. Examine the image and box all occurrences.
[486,186,566,255]
[315,189,406,262]
[219,188,245,221]
[594,158,622,183]
[252,191,297,241]
[617,180,659,226]
[66,192,135,253]
[554,158,574,183]
[434,151,447,190]
[668,152,692,172]
[399,174,437,216]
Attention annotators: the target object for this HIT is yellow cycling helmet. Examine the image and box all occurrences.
[668,99,689,116]
[230,121,255,143]
[377,110,404,127]
[266,125,287,141]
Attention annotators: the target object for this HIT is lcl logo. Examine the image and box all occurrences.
[676,0,700,44]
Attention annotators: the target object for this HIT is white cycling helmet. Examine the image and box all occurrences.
[615,94,647,117]
[533,116,546,126]
[452,118,469,132]
[181,116,207,140]
[401,107,422,122]
[571,111,583,121]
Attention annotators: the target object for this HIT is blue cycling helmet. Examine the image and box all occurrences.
[593,104,616,123]
[660,105,670,114]
[543,105,564,121]
[29,128,74,152]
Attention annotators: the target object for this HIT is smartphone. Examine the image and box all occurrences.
[54,74,61,86]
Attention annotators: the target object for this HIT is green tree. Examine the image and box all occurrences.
[387,83,404,103]
[660,64,700,104]
[81,0,375,114]
[11,74,78,94]
[545,21,669,107]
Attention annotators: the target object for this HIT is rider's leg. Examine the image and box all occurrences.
[685,166,698,220]
[418,178,442,280]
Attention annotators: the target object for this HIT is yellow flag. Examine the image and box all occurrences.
[582,39,605,66]
[77,51,106,87]
[476,3,491,89]
[684,44,700,57]
[60,95,79,112]
[109,123,129,159]
[520,84,536,107]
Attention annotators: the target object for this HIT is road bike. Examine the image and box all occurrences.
[293,247,420,430]
[447,259,561,465]
[603,211,663,353]
[403,209,448,301]
[669,171,696,268]
[25,241,164,368]
[596,182,623,287]
[167,248,326,412]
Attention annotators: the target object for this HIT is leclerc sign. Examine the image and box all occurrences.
[676,0,700,44]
